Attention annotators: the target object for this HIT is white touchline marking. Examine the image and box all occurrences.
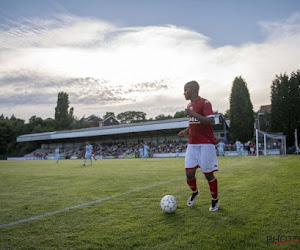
[0,177,183,229]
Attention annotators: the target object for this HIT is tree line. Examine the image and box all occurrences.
[228,70,300,148]
[0,92,90,159]
[1,70,299,158]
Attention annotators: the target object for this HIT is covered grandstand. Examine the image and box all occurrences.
[16,116,229,159]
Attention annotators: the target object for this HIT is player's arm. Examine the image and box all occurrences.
[178,127,189,137]
[185,109,215,125]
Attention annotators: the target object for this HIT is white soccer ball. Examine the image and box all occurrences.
[160,195,178,213]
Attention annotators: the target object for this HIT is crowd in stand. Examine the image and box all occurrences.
[31,141,188,159]
[86,141,188,158]
[30,140,282,159]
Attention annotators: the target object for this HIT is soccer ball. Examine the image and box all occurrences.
[160,195,178,213]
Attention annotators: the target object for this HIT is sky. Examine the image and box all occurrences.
[0,0,300,122]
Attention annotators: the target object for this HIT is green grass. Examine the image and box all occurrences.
[0,156,299,249]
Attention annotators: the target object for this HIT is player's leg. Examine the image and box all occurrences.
[186,168,199,207]
[83,155,86,166]
[185,145,200,207]
[90,155,93,165]
[205,173,219,211]
[201,145,219,211]
[186,168,197,190]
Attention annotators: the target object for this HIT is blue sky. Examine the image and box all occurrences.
[1,0,300,121]
[2,0,299,46]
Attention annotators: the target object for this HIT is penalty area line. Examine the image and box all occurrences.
[0,177,183,229]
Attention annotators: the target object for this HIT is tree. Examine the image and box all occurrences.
[223,109,231,119]
[0,118,12,158]
[289,70,300,136]
[270,74,287,133]
[44,118,57,131]
[54,92,74,130]
[25,116,46,134]
[117,111,146,124]
[0,115,27,158]
[229,76,254,142]
[103,112,115,119]
[173,111,186,118]
[71,117,91,129]
[271,71,300,146]
[155,114,173,120]
[258,111,271,132]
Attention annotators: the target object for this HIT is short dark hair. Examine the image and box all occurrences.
[185,81,199,92]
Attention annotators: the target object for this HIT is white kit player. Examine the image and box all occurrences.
[139,146,144,159]
[178,81,219,211]
[142,142,149,159]
[55,147,60,164]
[218,140,225,156]
[175,148,179,157]
[235,140,242,156]
[83,142,93,166]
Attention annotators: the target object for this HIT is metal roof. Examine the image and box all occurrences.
[17,118,189,142]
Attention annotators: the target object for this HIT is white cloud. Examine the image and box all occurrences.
[0,13,300,121]
[0,15,115,48]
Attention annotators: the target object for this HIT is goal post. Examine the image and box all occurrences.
[255,129,286,157]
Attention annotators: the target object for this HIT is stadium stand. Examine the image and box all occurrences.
[17,116,230,159]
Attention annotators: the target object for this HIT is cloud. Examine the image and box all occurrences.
[0,72,128,106]
[126,79,169,93]
[0,15,115,49]
[0,13,300,121]
[259,13,300,41]
[0,92,54,106]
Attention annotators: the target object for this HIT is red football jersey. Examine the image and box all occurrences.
[187,96,215,144]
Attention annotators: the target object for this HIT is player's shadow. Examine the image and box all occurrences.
[159,208,186,227]
[204,206,249,229]
[160,205,247,230]
[159,203,191,224]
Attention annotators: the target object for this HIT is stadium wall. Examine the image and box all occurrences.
[7,153,187,161]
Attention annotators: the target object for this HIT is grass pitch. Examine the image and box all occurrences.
[0,156,299,249]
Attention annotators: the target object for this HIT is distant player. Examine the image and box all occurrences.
[55,147,60,164]
[178,81,219,211]
[250,142,256,156]
[240,142,244,155]
[175,148,179,157]
[217,140,225,156]
[142,142,149,160]
[83,142,93,166]
[235,140,242,156]
[138,146,144,159]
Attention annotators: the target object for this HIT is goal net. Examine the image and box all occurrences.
[255,129,286,157]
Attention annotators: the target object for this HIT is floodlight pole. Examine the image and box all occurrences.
[295,129,299,155]
[264,133,267,156]
[256,129,259,157]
